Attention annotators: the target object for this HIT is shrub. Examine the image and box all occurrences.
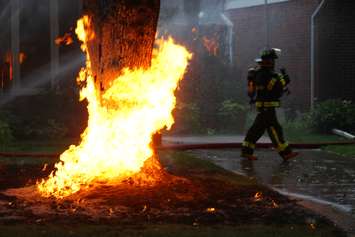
[283,113,311,131]
[0,120,14,145]
[24,118,68,140]
[308,99,355,133]
[170,102,202,134]
[217,100,247,133]
[45,119,68,140]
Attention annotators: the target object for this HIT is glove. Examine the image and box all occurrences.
[280,68,290,84]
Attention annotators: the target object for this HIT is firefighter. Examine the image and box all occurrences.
[241,48,299,161]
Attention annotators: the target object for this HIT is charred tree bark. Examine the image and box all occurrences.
[83,0,160,91]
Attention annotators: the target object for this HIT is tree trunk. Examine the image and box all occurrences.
[83,0,160,91]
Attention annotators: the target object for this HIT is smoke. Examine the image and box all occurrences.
[0,51,85,107]
[0,1,12,52]
[0,0,81,43]
[0,1,10,23]
[0,0,85,107]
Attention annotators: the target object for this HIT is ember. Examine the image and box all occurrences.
[37,16,191,198]
[272,200,279,208]
[41,164,48,172]
[206,207,216,213]
[254,192,263,202]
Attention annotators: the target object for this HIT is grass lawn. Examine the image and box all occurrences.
[323,144,355,157]
[285,127,343,143]
[285,127,355,157]
[0,139,76,153]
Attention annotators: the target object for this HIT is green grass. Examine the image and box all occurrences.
[160,151,227,173]
[159,151,256,186]
[0,140,68,165]
[324,145,355,157]
[285,127,355,157]
[285,127,344,143]
[0,139,75,153]
[0,224,345,237]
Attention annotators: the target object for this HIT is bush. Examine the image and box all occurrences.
[24,119,68,140]
[0,120,14,145]
[46,119,69,140]
[170,102,203,134]
[308,99,355,133]
[283,113,311,131]
[217,100,247,133]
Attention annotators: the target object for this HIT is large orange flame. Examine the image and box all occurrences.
[37,16,192,198]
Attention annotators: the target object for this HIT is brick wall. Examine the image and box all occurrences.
[226,0,320,111]
[315,0,355,102]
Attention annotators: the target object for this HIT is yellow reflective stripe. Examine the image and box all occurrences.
[267,79,277,90]
[270,127,280,145]
[278,143,289,152]
[270,127,282,151]
[280,78,286,87]
[243,141,255,149]
[270,127,288,152]
[255,101,280,107]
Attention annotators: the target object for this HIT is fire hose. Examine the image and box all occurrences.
[0,141,354,158]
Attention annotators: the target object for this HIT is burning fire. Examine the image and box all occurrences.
[202,36,219,56]
[38,16,192,198]
[19,52,26,64]
[4,51,26,81]
[4,52,13,81]
[55,33,74,46]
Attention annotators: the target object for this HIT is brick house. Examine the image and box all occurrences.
[225,0,321,111]
[225,0,355,111]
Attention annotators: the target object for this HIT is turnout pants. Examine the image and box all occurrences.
[242,108,292,157]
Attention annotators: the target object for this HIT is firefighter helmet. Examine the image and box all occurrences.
[255,48,282,63]
[260,48,281,60]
